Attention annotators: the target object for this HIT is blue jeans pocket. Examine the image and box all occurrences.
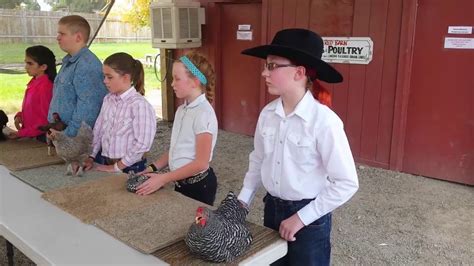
[306,212,331,229]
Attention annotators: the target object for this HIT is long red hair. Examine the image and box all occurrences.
[306,68,332,108]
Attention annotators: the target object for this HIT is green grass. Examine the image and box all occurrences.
[0,42,162,114]
[0,72,27,113]
[0,42,159,64]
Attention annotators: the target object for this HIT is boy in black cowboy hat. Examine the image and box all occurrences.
[237,28,359,265]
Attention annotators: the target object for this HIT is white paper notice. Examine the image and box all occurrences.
[444,37,474,49]
[448,26,472,34]
[238,25,251,31]
[237,31,253,41]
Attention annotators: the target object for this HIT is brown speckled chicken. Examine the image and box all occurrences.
[38,112,67,155]
[52,121,92,176]
[185,191,253,262]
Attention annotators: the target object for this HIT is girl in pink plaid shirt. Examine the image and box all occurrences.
[136,51,218,206]
[84,52,156,174]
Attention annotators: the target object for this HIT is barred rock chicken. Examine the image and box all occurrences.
[38,112,67,155]
[126,172,149,192]
[0,110,8,141]
[51,121,92,176]
[185,191,253,262]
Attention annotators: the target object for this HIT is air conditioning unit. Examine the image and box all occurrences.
[150,0,205,49]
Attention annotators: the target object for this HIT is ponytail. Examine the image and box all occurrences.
[312,80,332,108]
[305,67,332,108]
[133,60,145,95]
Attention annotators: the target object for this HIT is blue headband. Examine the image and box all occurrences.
[179,56,207,85]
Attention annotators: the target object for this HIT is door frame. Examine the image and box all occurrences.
[389,0,418,171]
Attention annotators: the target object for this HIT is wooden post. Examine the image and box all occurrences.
[160,49,175,121]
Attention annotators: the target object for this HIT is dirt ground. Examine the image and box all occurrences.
[1,120,473,265]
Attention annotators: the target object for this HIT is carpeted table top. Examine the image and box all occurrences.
[42,174,207,253]
[0,144,64,171]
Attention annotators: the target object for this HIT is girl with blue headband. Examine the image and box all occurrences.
[136,50,218,206]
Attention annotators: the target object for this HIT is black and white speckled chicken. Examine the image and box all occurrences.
[52,121,92,176]
[0,110,8,141]
[185,191,253,262]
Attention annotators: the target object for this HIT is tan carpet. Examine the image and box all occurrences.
[0,138,45,151]
[95,190,205,253]
[42,174,208,253]
[0,145,64,171]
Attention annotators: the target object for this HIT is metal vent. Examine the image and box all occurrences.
[178,8,189,38]
[188,8,199,38]
[152,8,162,38]
[162,8,173,39]
[150,2,204,49]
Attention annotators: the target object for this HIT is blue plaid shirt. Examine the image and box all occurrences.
[48,47,107,137]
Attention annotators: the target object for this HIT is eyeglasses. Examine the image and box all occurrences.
[264,62,297,71]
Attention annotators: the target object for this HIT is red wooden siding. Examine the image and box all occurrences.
[166,0,471,183]
[263,0,401,168]
[185,0,402,168]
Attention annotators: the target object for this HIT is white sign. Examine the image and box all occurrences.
[238,24,251,31]
[448,26,472,34]
[237,31,253,41]
[322,37,374,64]
[444,37,474,49]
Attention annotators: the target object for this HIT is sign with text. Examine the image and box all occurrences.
[322,37,374,64]
[444,37,474,49]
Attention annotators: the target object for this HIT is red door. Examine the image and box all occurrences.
[403,0,473,184]
[219,3,262,135]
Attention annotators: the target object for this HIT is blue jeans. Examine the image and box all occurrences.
[263,193,332,266]
[93,150,147,173]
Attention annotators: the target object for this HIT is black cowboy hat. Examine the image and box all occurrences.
[241,28,343,83]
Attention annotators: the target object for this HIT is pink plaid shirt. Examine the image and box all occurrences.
[91,87,156,166]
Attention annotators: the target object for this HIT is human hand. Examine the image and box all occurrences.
[238,199,249,209]
[279,213,305,242]
[7,131,19,139]
[95,164,117,173]
[135,173,166,195]
[14,116,22,130]
[83,157,94,171]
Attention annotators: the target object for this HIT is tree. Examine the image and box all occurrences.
[122,0,150,31]
[0,0,40,10]
[46,0,106,13]
[23,0,39,10]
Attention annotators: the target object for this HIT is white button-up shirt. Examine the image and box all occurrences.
[169,94,218,171]
[91,86,156,166]
[238,91,359,225]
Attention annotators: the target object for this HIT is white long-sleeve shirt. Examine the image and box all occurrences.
[238,91,359,225]
[91,87,156,166]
